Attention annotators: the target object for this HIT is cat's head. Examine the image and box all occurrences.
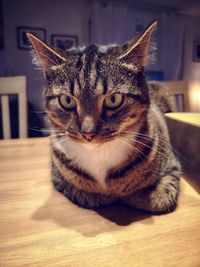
[27,21,156,143]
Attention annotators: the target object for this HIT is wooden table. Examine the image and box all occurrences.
[165,113,200,193]
[0,138,200,267]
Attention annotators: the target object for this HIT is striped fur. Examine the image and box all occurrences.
[28,22,181,214]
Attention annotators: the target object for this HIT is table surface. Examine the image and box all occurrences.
[165,112,200,127]
[0,137,200,267]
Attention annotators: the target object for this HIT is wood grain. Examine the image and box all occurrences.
[0,137,199,267]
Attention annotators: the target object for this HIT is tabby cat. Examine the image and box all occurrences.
[27,21,181,214]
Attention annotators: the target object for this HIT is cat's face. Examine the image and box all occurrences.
[44,46,150,143]
[28,21,156,143]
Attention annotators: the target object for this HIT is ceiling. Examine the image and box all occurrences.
[110,0,200,16]
[138,0,200,16]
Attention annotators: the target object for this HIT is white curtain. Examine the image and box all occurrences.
[91,2,130,45]
[161,13,186,80]
[91,1,160,70]
[91,1,186,80]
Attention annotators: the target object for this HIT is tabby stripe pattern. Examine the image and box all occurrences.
[51,122,160,196]
[53,147,94,181]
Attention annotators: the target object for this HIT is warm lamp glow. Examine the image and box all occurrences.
[189,81,200,112]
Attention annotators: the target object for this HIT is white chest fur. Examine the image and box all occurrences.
[54,137,130,187]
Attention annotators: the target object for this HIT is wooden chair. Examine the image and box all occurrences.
[0,76,27,139]
[162,80,189,112]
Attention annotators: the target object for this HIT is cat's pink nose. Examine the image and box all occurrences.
[81,132,96,141]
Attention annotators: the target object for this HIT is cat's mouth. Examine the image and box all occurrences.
[66,130,118,143]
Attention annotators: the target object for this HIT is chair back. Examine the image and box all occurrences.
[0,76,27,139]
[162,81,189,111]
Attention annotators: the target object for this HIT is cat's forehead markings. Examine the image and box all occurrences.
[52,85,63,95]
[121,63,138,72]
[98,44,117,53]
[78,54,86,88]
[49,63,66,71]
[74,79,81,96]
[68,46,85,52]
[90,57,98,88]
[95,81,104,94]
[78,51,98,90]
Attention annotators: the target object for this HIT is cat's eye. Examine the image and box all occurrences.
[104,93,124,109]
[59,95,76,110]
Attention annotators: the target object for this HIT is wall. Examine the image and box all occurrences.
[91,2,162,72]
[1,0,164,117]
[183,16,200,112]
[2,0,199,130]
[2,0,89,111]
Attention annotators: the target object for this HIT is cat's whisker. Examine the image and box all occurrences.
[29,110,47,114]
[28,126,65,137]
[28,127,52,133]
[122,130,174,151]
[136,133,184,158]
[54,136,70,148]
[118,138,144,163]
[121,136,159,171]
[122,134,169,161]
[123,136,162,177]
[122,130,171,145]
[50,134,65,140]
[133,133,183,161]
[27,77,45,82]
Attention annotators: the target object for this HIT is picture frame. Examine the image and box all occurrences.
[193,41,200,62]
[51,35,78,50]
[17,27,46,50]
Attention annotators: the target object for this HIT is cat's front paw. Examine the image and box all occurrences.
[122,174,180,214]
[147,188,178,214]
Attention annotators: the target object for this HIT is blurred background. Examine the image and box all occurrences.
[0,0,200,138]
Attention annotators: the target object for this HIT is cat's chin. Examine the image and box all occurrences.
[67,133,118,144]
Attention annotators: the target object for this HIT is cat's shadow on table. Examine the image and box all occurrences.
[95,204,152,226]
[32,187,154,237]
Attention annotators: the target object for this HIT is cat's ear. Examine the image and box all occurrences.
[118,21,157,72]
[26,33,66,73]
